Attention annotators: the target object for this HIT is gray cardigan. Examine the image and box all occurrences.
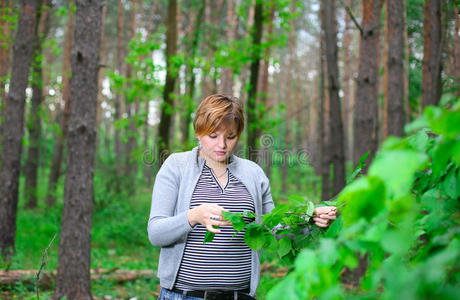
[147,146,275,296]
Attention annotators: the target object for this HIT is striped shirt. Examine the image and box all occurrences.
[175,163,255,290]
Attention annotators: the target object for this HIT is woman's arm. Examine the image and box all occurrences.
[147,156,193,247]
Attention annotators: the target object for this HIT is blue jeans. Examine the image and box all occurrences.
[158,288,203,300]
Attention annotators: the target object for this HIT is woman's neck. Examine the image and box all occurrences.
[198,150,229,170]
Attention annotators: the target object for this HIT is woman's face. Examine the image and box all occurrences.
[198,122,239,164]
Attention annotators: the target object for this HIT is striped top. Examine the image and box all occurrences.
[175,163,255,290]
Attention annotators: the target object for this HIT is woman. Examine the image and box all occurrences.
[148,95,336,300]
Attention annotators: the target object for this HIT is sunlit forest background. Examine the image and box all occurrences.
[0,0,459,299]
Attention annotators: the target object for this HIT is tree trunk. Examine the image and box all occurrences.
[54,1,102,299]
[125,0,138,181]
[353,0,384,170]
[46,0,74,206]
[324,0,345,196]
[282,0,295,194]
[114,0,125,169]
[180,0,205,147]
[0,0,13,141]
[0,0,38,258]
[422,0,442,107]
[341,0,356,163]
[96,4,107,128]
[455,6,460,97]
[220,0,235,95]
[24,0,50,209]
[386,0,404,137]
[246,0,263,161]
[403,0,410,123]
[319,25,330,202]
[158,0,178,166]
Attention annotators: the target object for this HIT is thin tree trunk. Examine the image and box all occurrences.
[282,0,295,193]
[221,0,235,95]
[54,1,102,299]
[46,0,74,206]
[24,0,50,209]
[455,6,460,97]
[181,0,205,147]
[403,0,410,123]
[0,0,38,258]
[386,0,404,137]
[158,0,178,166]
[125,0,138,181]
[0,0,13,139]
[422,0,442,107]
[382,7,389,140]
[353,0,384,170]
[324,0,345,196]
[247,0,263,161]
[96,4,107,128]
[114,0,125,168]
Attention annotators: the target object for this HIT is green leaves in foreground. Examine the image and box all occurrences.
[201,199,317,258]
[268,104,460,299]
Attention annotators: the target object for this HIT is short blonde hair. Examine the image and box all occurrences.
[193,94,245,137]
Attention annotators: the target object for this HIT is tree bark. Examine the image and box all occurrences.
[220,0,235,95]
[324,0,345,196]
[353,0,384,170]
[246,0,263,161]
[114,0,125,168]
[282,0,295,194]
[24,0,50,209]
[46,0,74,206]
[0,0,38,258]
[455,6,460,97]
[158,0,178,166]
[54,0,102,299]
[386,0,404,137]
[422,0,442,107]
[0,0,13,140]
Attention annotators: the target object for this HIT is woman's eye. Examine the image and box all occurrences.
[227,136,236,140]
[209,135,217,139]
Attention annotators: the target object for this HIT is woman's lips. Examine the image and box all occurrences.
[216,151,226,155]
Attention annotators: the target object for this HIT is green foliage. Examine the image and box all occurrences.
[263,104,460,299]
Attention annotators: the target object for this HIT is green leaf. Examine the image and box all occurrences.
[244,224,265,251]
[369,150,428,198]
[381,229,413,255]
[318,239,338,266]
[278,236,292,258]
[203,226,219,245]
[338,176,386,226]
[222,211,247,231]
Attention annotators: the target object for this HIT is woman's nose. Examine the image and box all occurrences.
[218,136,227,148]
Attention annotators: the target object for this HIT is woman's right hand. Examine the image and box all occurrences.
[187,203,232,233]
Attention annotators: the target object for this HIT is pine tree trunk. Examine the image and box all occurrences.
[54,1,102,299]
[247,0,263,161]
[221,0,235,95]
[114,0,125,168]
[0,0,13,141]
[0,0,38,258]
[353,0,384,170]
[324,0,345,196]
[386,0,404,137]
[46,0,74,206]
[24,0,50,209]
[422,0,442,107]
[158,0,178,166]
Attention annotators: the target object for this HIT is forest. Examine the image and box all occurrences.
[0,0,459,299]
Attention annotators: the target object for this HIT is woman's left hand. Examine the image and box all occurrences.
[312,206,337,228]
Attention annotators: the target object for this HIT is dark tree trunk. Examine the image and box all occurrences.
[0,0,13,141]
[54,0,102,299]
[422,0,442,108]
[386,0,405,137]
[125,0,138,182]
[24,0,50,209]
[324,0,345,196]
[181,0,205,147]
[353,0,384,170]
[114,0,125,168]
[0,0,38,258]
[319,1,330,202]
[282,0,295,194]
[46,0,74,206]
[220,0,235,95]
[158,0,178,166]
[246,0,263,161]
